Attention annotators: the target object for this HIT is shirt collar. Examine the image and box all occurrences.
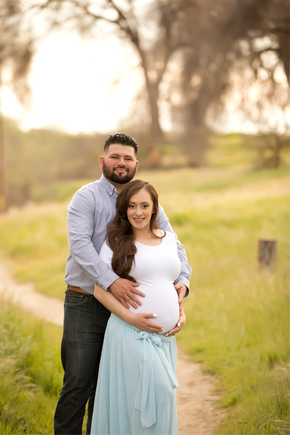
[100,174,118,197]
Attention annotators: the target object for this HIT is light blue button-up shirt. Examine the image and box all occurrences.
[65,175,192,295]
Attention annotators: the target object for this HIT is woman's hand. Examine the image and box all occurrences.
[128,313,164,334]
[165,308,186,337]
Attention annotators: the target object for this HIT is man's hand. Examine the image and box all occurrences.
[128,313,164,333]
[174,283,187,305]
[109,278,145,309]
[165,308,186,337]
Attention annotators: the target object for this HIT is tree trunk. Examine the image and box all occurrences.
[0,69,6,213]
[138,46,165,144]
[146,80,164,143]
[277,32,290,84]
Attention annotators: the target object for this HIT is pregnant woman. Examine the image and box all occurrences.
[91,180,187,435]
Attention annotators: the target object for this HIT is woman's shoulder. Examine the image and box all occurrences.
[155,229,165,238]
[158,229,177,243]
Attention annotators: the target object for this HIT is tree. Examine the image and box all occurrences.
[168,0,289,164]
[0,0,36,211]
[5,0,290,160]
[27,0,188,142]
[220,28,289,168]
[225,0,290,168]
[0,0,35,100]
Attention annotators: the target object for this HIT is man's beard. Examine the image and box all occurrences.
[102,161,137,185]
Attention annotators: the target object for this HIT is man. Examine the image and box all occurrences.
[54,133,192,435]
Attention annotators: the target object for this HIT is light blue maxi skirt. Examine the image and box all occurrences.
[91,313,179,435]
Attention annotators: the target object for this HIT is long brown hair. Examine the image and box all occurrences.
[106,180,165,281]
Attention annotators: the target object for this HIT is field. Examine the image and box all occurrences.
[0,303,63,435]
[0,137,289,434]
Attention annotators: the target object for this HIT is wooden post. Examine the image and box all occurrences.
[258,239,277,268]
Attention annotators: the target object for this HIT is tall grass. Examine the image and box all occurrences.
[0,302,63,434]
[172,194,289,434]
[0,203,68,298]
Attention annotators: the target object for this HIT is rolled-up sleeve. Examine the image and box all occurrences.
[157,204,192,296]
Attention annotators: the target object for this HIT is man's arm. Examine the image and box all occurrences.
[165,306,186,337]
[67,188,144,308]
[67,188,118,288]
[157,204,192,299]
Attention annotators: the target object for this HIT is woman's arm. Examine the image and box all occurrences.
[94,284,164,333]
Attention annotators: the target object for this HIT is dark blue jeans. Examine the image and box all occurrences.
[54,289,110,435]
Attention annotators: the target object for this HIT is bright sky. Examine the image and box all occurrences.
[2,30,289,135]
[2,31,143,134]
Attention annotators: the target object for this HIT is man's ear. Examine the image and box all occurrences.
[99,156,104,169]
[135,160,139,171]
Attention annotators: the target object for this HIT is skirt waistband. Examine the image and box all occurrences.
[110,313,173,341]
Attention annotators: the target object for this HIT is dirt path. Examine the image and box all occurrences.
[0,260,226,435]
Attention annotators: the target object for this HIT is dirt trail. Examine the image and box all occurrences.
[0,260,226,435]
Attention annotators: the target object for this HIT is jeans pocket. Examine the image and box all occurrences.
[66,290,91,306]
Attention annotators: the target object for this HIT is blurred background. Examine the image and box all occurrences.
[0,1,289,435]
[0,0,289,207]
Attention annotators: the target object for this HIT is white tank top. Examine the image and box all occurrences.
[99,231,181,332]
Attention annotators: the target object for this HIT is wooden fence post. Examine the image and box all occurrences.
[258,239,277,268]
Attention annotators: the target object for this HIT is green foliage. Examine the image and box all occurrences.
[0,203,68,298]
[3,117,103,206]
[207,133,289,169]
[3,117,289,207]
[0,302,63,434]
[3,118,154,207]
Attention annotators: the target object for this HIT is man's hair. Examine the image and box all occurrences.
[103,133,138,155]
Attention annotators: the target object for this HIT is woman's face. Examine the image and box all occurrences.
[127,188,154,232]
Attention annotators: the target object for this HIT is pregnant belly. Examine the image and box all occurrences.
[129,282,179,332]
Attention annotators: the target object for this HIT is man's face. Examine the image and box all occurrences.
[99,144,139,185]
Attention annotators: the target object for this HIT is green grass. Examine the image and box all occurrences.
[173,195,289,434]
[31,178,92,204]
[207,133,289,168]
[0,203,68,298]
[0,157,289,433]
[0,302,63,435]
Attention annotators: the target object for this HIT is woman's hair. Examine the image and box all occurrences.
[106,180,165,281]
